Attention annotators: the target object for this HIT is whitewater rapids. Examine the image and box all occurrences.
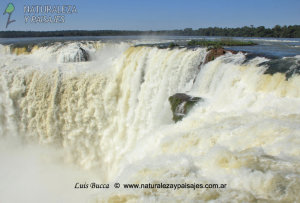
[0,41,300,202]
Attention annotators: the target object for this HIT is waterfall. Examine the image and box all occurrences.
[0,41,300,202]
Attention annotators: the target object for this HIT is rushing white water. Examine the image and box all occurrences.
[0,41,300,202]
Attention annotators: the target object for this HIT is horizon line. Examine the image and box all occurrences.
[1,24,300,32]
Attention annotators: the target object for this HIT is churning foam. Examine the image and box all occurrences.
[0,41,300,202]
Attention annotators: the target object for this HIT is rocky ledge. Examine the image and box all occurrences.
[169,93,203,122]
[204,48,237,64]
[58,46,90,63]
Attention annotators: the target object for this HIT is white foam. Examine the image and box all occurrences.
[1,42,300,202]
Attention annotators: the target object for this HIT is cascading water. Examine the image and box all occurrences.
[0,41,300,202]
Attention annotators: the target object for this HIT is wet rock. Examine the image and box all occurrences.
[78,47,89,62]
[169,93,203,122]
[260,57,300,79]
[204,48,237,64]
[58,46,89,63]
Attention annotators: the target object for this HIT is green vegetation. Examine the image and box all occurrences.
[0,25,299,38]
[187,39,257,48]
[168,42,179,48]
[178,25,300,38]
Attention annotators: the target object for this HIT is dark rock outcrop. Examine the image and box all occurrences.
[204,48,237,64]
[260,57,300,79]
[169,93,203,122]
[78,47,89,62]
[60,46,90,63]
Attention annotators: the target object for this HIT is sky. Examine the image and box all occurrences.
[0,0,299,31]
